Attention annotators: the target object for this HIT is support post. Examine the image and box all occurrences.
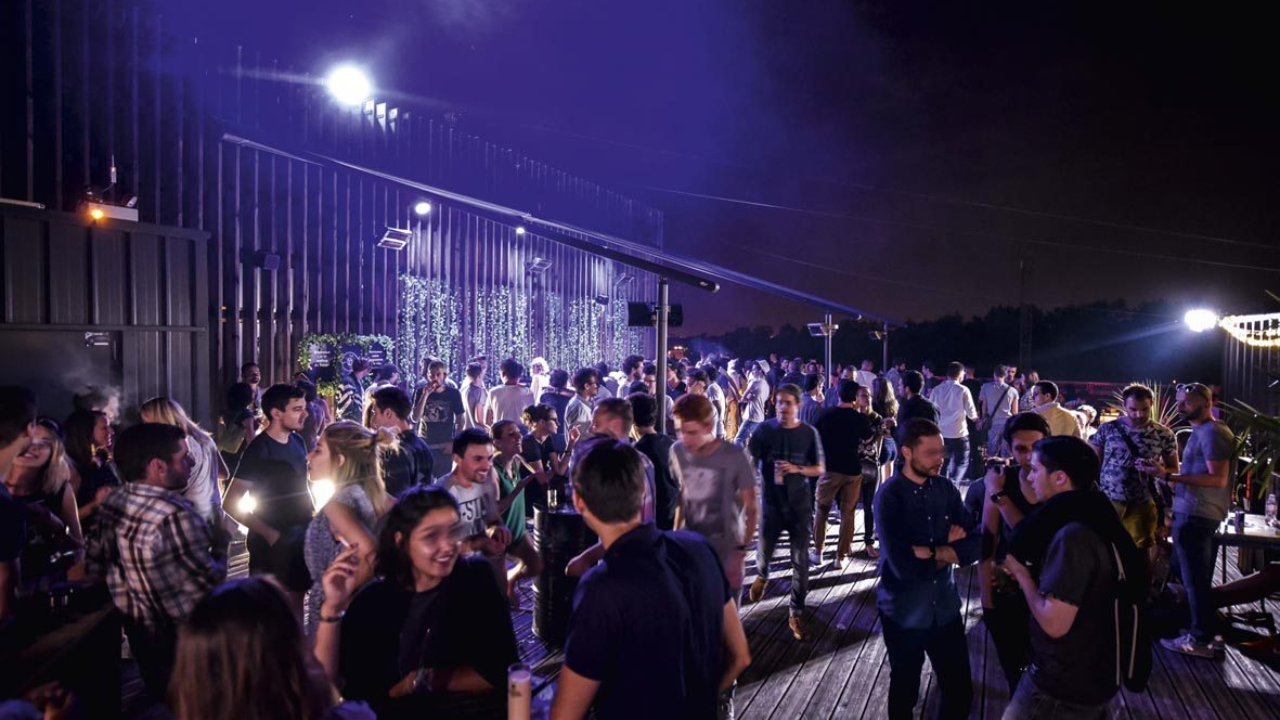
[882,321,889,373]
[823,312,834,380]
[656,278,670,434]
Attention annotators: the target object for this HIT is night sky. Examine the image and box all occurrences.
[176,0,1279,335]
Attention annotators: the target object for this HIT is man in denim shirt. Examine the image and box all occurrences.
[874,418,980,720]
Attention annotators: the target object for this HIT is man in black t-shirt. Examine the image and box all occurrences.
[895,371,939,472]
[962,412,1049,692]
[812,380,876,568]
[1003,437,1138,718]
[746,384,826,640]
[629,393,677,530]
[552,438,751,720]
[412,360,466,479]
[225,384,312,609]
[370,386,435,496]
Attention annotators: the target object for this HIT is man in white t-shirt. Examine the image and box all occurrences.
[734,361,770,446]
[437,429,511,581]
[485,358,536,425]
[854,359,878,392]
[930,362,977,484]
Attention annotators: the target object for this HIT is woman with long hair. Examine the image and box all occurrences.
[63,409,119,525]
[140,397,227,525]
[519,403,571,513]
[302,420,396,636]
[313,486,517,719]
[170,576,372,720]
[3,418,83,587]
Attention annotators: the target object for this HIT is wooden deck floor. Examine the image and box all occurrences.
[512,507,1280,720]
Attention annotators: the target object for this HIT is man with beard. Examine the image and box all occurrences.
[88,423,227,699]
[1140,383,1235,659]
[875,419,979,720]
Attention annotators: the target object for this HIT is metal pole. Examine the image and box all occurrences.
[824,312,834,380]
[656,278,670,434]
[883,321,889,373]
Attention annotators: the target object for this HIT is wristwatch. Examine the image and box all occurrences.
[990,491,1007,505]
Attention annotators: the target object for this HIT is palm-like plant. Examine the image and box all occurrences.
[1223,399,1279,498]
[1108,380,1185,430]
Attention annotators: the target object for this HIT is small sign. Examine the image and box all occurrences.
[84,332,111,348]
[367,345,387,368]
[339,344,363,374]
[309,344,333,369]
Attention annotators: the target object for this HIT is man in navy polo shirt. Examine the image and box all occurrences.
[551,436,751,720]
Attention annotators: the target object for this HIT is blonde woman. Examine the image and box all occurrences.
[303,421,397,636]
[140,397,227,526]
[3,418,83,586]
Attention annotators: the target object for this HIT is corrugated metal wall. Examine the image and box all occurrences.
[0,0,660,420]
[0,205,211,421]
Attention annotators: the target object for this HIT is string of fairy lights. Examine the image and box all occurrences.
[397,275,644,384]
[1218,313,1280,349]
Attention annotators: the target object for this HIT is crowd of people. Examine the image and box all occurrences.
[0,348,1266,720]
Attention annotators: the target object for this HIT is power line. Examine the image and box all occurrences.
[519,123,1276,252]
[645,185,1280,275]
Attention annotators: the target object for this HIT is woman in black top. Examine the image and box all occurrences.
[63,409,119,528]
[314,486,518,720]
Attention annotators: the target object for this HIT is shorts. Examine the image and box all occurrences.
[816,471,863,509]
[1111,499,1159,549]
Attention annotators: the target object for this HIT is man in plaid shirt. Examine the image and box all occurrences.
[87,423,228,699]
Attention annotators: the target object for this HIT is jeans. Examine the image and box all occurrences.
[735,420,760,447]
[881,614,972,720]
[861,464,879,545]
[1173,512,1220,642]
[983,595,1030,692]
[1003,675,1109,720]
[759,498,812,613]
[943,436,970,484]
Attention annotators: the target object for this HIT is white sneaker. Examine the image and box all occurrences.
[1161,633,1217,659]
[808,550,824,568]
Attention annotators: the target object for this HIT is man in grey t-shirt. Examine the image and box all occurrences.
[437,430,511,566]
[1139,383,1235,659]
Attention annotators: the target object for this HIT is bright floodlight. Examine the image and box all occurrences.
[311,479,336,510]
[414,201,432,216]
[237,492,258,515]
[515,226,527,236]
[1184,309,1219,333]
[326,66,371,106]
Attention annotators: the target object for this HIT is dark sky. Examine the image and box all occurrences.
[179,0,1280,335]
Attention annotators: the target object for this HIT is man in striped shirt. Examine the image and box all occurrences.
[87,423,228,699]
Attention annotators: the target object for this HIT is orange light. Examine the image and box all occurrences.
[89,207,105,221]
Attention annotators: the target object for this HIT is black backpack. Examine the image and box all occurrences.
[1110,542,1152,693]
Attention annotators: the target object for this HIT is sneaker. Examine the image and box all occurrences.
[835,554,855,571]
[865,544,881,560]
[1160,633,1217,659]
[748,577,767,604]
[788,614,809,641]
[808,550,824,568]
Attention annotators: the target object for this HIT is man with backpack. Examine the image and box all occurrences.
[1003,436,1149,719]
